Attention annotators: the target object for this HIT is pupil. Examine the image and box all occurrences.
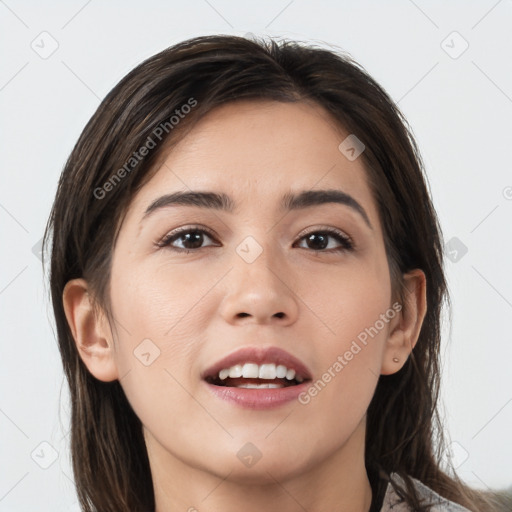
[183,231,203,249]
[307,233,327,250]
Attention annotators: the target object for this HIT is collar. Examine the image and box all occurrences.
[380,472,471,511]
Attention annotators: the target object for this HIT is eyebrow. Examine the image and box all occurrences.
[141,189,373,229]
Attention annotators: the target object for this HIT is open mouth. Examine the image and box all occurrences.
[204,362,309,389]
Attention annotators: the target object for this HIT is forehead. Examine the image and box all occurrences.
[125,100,379,226]
[167,100,353,179]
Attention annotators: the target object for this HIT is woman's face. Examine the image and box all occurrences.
[94,100,404,483]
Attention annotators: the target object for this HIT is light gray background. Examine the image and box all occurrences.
[1,1,511,510]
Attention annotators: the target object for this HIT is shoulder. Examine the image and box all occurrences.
[379,472,472,512]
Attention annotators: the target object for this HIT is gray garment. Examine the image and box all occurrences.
[380,473,471,512]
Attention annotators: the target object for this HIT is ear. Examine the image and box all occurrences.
[381,269,427,375]
[62,278,119,382]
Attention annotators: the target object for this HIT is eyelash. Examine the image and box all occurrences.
[156,225,355,254]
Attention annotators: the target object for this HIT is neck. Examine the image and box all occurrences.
[147,417,373,512]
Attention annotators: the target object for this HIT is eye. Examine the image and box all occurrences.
[156,225,354,254]
[294,228,354,253]
[156,226,218,253]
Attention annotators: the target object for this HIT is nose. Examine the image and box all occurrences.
[219,243,299,326]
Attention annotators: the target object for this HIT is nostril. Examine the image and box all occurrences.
[235,312,285,319]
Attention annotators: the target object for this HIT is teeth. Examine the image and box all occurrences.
[237,383,283,389]
[216,362,304,382]
[258,363,276,379]
[285,368,296,380]
[228,364,243,378]
[242,363,259,378]
[276,365,287,378]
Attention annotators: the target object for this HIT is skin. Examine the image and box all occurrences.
[63,100,426,512]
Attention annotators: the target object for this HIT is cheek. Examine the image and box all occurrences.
[107,260,216,426]
[301,251,392,344]
[296,255,391,409]
[110,257,214,353]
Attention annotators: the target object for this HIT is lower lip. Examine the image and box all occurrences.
[204,381,310,410]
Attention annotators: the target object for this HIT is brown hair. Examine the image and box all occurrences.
[42,34,503,512]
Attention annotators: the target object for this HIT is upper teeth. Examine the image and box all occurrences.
[218,363,304,382]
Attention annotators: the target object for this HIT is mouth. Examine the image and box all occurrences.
[205,362,307,388]
[202,347,312,389]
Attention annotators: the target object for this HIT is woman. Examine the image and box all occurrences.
[43,34,503,511]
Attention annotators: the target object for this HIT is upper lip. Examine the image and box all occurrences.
[201,346,313,381]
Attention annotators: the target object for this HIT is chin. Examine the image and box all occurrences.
[202,438,315,484]
[220,456,311,485]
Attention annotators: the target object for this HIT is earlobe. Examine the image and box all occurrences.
[62,278,119,382]
[381,269,427,376]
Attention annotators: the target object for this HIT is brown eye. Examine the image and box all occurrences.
[157,227,218,252]
[295,229,354,253]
